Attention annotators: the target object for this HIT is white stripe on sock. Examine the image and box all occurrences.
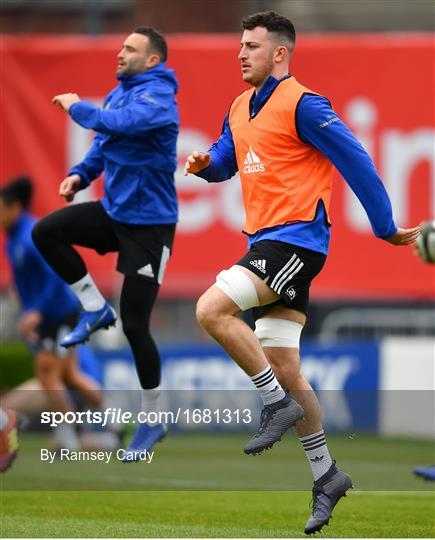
[300,430,333,481]
[251,366,285,405]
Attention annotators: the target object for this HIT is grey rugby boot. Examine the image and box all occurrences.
[244,393,304,455]
[304,460,353,535]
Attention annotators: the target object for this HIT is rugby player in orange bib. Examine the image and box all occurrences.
[184,11,420,534]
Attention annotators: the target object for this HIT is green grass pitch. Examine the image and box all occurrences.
[1,433,434,537]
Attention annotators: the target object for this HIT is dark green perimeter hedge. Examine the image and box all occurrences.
[0,341,34,390]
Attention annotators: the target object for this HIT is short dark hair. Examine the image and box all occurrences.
[134,26,168,62]
[242,11,296,44]
[0,175,33,209]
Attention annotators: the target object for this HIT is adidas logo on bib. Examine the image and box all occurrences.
[250,259,267,274]
[243,146,265,174]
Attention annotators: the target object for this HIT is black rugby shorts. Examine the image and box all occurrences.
[111,219,176,284]
[236,240,326,317]
[35,311,79,355]
[51,201,176,285]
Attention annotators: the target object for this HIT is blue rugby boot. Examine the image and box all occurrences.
[304,460,353,535]
[121,423,167,463]
[60,302,116,347]
[413,466,435,481]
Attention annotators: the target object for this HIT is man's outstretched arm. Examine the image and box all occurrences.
[296,94,420,246]
[53,90,176,137]
[184,115,238,181]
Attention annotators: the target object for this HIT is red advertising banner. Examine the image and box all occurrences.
[1,34,434,299]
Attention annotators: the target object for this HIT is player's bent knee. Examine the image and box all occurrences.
[195,295,217,329]
[215,265,260,312]
[31,220,44,245]
[255,317,303,348]
[195,297,205,325]
[37,362,61,382]
[31,216,53,245]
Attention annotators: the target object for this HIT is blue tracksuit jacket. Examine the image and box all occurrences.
[196,74,397,255]
[69,63,179,225]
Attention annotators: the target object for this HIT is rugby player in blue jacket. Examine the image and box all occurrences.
[32,27,179,458]
[0,176,101,450]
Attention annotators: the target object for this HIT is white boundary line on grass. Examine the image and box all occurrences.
[104,475,434,494]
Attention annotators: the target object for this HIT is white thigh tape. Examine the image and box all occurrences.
[215,265,260,311]
[255,317,303,348]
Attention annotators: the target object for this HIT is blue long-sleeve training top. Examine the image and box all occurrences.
[196,74,397,255]
[6,212,79,323]
[69,63,179,226]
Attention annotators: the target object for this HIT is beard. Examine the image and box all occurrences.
[246,56,275,88]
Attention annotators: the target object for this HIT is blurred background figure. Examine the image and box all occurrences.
[0,408,19,473]
[413,465,435,481]
[0,344,117,451]
[0,176,102,450]
[412,220,435,482]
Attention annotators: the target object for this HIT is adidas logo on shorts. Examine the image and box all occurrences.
[249,259,267,274]
[137,263,155,278]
